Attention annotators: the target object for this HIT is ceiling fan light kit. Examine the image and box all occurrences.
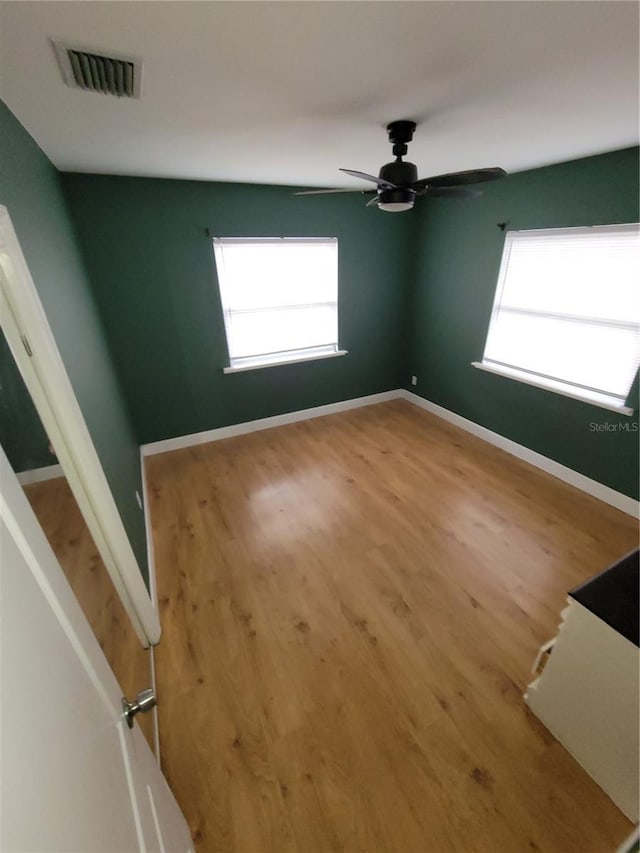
[295,119,506,212]
[377,188,416,213]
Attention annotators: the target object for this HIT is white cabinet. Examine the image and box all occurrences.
[526,596,639,821]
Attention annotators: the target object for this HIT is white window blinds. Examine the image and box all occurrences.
[213,237,339,370]
[478,224,640,411]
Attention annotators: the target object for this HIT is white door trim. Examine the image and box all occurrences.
[0,205,160,645]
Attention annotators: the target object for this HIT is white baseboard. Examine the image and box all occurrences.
[140,387,637,518]
[141,390,401,456]
[400,390,639,518]
[16,463,63,486]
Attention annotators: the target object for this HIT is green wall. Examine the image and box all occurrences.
[0,100,149,585]
[407,146,639,500]
[55,145,640,504]
[0,333,54,472]
[61,174,414,444]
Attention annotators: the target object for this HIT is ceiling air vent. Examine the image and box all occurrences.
[52,40,142,98]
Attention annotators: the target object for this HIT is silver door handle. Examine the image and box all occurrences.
[122,688,157,728]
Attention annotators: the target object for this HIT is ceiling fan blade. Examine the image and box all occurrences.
[339,168,397,189]
[413,167,506,190]
[422,186,484,199]
[294,188,374,196]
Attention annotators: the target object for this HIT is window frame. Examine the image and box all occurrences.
[212,236,347,373]
[473,224,639,416]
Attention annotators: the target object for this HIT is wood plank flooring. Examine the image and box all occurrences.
[146,400,638,853]
[23,476,155,749]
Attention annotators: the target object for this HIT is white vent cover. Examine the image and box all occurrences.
[52,40,142,98]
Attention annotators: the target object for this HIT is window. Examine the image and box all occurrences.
[474,224,640,414]
[212,237,345,372]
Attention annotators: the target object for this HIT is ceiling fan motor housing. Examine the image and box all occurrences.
[379,160,418,186]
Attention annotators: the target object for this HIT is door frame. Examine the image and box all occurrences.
[0,205,160,645]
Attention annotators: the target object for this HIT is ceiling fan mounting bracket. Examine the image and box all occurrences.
[387,120,417,158]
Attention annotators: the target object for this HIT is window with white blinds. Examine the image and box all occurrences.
[213,237,342,372]
[475,224,640,413]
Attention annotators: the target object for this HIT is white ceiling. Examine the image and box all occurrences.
[0,1,638,189]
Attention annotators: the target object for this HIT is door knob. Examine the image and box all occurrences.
[122,688,157,728]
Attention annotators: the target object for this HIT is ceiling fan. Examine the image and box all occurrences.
[295,120,506,212]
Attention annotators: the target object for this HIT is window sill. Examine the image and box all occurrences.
[224,349,348,374]
[471,361,634,416]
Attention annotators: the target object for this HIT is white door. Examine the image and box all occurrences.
[0,445,193,853]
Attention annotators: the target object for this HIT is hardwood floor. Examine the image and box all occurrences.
[146,399,638,853]
[23,476,155,749]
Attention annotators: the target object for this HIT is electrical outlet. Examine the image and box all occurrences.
[411,375,418,386]
[136,490,143,510]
